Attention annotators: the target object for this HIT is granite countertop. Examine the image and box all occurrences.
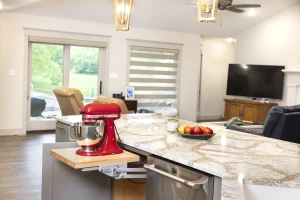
[55,114,300,200]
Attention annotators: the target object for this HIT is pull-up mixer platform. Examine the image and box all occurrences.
[51,103,146,179]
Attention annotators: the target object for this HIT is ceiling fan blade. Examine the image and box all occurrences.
[232,4,261,8]
[226,7,245,13]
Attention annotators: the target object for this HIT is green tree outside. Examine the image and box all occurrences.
[31,44,99,97]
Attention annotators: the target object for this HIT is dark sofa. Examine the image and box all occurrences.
[227,105,300,144]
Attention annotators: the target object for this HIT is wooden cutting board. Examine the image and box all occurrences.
[51,148,139,169]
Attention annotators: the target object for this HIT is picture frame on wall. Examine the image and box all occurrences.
[125,87,135,100]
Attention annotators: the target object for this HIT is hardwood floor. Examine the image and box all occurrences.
[0,132,55,200]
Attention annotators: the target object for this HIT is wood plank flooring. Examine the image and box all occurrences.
[0,132,55,200]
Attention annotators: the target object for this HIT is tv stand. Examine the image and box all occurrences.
[233,98,257,102]
[224,99,278,124]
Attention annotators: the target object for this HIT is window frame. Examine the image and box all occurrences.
[24,28,110,131]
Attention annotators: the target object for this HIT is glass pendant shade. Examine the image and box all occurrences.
[197,0,219,22]
[114,0,133,31]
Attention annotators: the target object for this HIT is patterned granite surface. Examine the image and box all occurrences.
[56,114,300,200]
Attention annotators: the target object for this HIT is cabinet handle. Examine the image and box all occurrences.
[99,81,102,95]
[144,164,208,190]
[56,125,64,129]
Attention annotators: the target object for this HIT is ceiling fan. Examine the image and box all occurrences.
[186,0,261,13]
[218,0,261,13]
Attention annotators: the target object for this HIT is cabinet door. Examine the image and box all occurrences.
[227,104,241,119]
[55,122,73,142]
[42,143,112,200]
[242,106,258,122]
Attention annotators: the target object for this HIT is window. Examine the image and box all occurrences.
[129,46,180,112]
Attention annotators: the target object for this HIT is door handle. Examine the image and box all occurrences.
[144,164,208,189]
[99,81,102,95]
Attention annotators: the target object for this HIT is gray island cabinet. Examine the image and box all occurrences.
[42,114,300,200]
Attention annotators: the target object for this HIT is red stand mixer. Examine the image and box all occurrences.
[74,103,123,156]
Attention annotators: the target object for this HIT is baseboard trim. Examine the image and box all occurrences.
[0,128,26,136]
[197,115,222,121]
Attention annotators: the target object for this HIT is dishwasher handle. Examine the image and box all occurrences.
[144,164,208,190]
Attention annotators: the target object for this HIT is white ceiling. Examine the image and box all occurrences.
[5,0,300,37]
[0,0,40,11]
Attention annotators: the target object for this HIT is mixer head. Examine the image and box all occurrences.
[80,103,121,124]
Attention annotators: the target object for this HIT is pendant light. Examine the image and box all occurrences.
[114,0,133,31]
[197,0,219,22]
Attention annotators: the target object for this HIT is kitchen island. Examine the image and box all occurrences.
[54,114,300,200]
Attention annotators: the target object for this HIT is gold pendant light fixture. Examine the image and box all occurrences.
[197,0,219,22]
[114,0,133,31]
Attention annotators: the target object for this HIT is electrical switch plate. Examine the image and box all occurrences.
[9,70,16,76]
[110,73,119,79]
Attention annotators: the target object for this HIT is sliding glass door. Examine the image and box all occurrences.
[69,46,100,103]
[27,43,105,131]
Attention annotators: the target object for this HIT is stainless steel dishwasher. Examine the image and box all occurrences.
[144,156,221,200]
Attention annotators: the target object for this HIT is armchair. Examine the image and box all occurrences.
[227,105,300,144]
[53,87,84,115]
[94,96,128,114]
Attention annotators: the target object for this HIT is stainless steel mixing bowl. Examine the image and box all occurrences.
[72,122,104,147]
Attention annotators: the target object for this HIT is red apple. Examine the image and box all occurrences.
[184,126,192,134]
[203,127,213,135]
[197,126,204,134]
[199,126,205,132]
[191,126,203,135]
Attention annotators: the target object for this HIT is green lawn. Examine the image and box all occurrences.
[32,74,98,97]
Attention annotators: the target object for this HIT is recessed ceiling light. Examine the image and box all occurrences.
[226,38,236,43]
[247,9,257,16]
[0,3,4,10]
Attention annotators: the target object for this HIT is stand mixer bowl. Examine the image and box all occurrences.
[73,122,104,150]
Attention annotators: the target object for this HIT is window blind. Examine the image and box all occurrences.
[129,46,180,110]
[29,36,107,48]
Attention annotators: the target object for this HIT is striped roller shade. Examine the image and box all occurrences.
[129,46,180,111]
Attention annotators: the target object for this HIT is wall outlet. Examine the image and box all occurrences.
[110,73,118,79]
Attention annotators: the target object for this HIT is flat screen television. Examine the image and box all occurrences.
[226,64,285,99]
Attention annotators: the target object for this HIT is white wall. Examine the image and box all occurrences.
[0,13,201,135]
[235,3,300,105]
[199,37,236,120]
